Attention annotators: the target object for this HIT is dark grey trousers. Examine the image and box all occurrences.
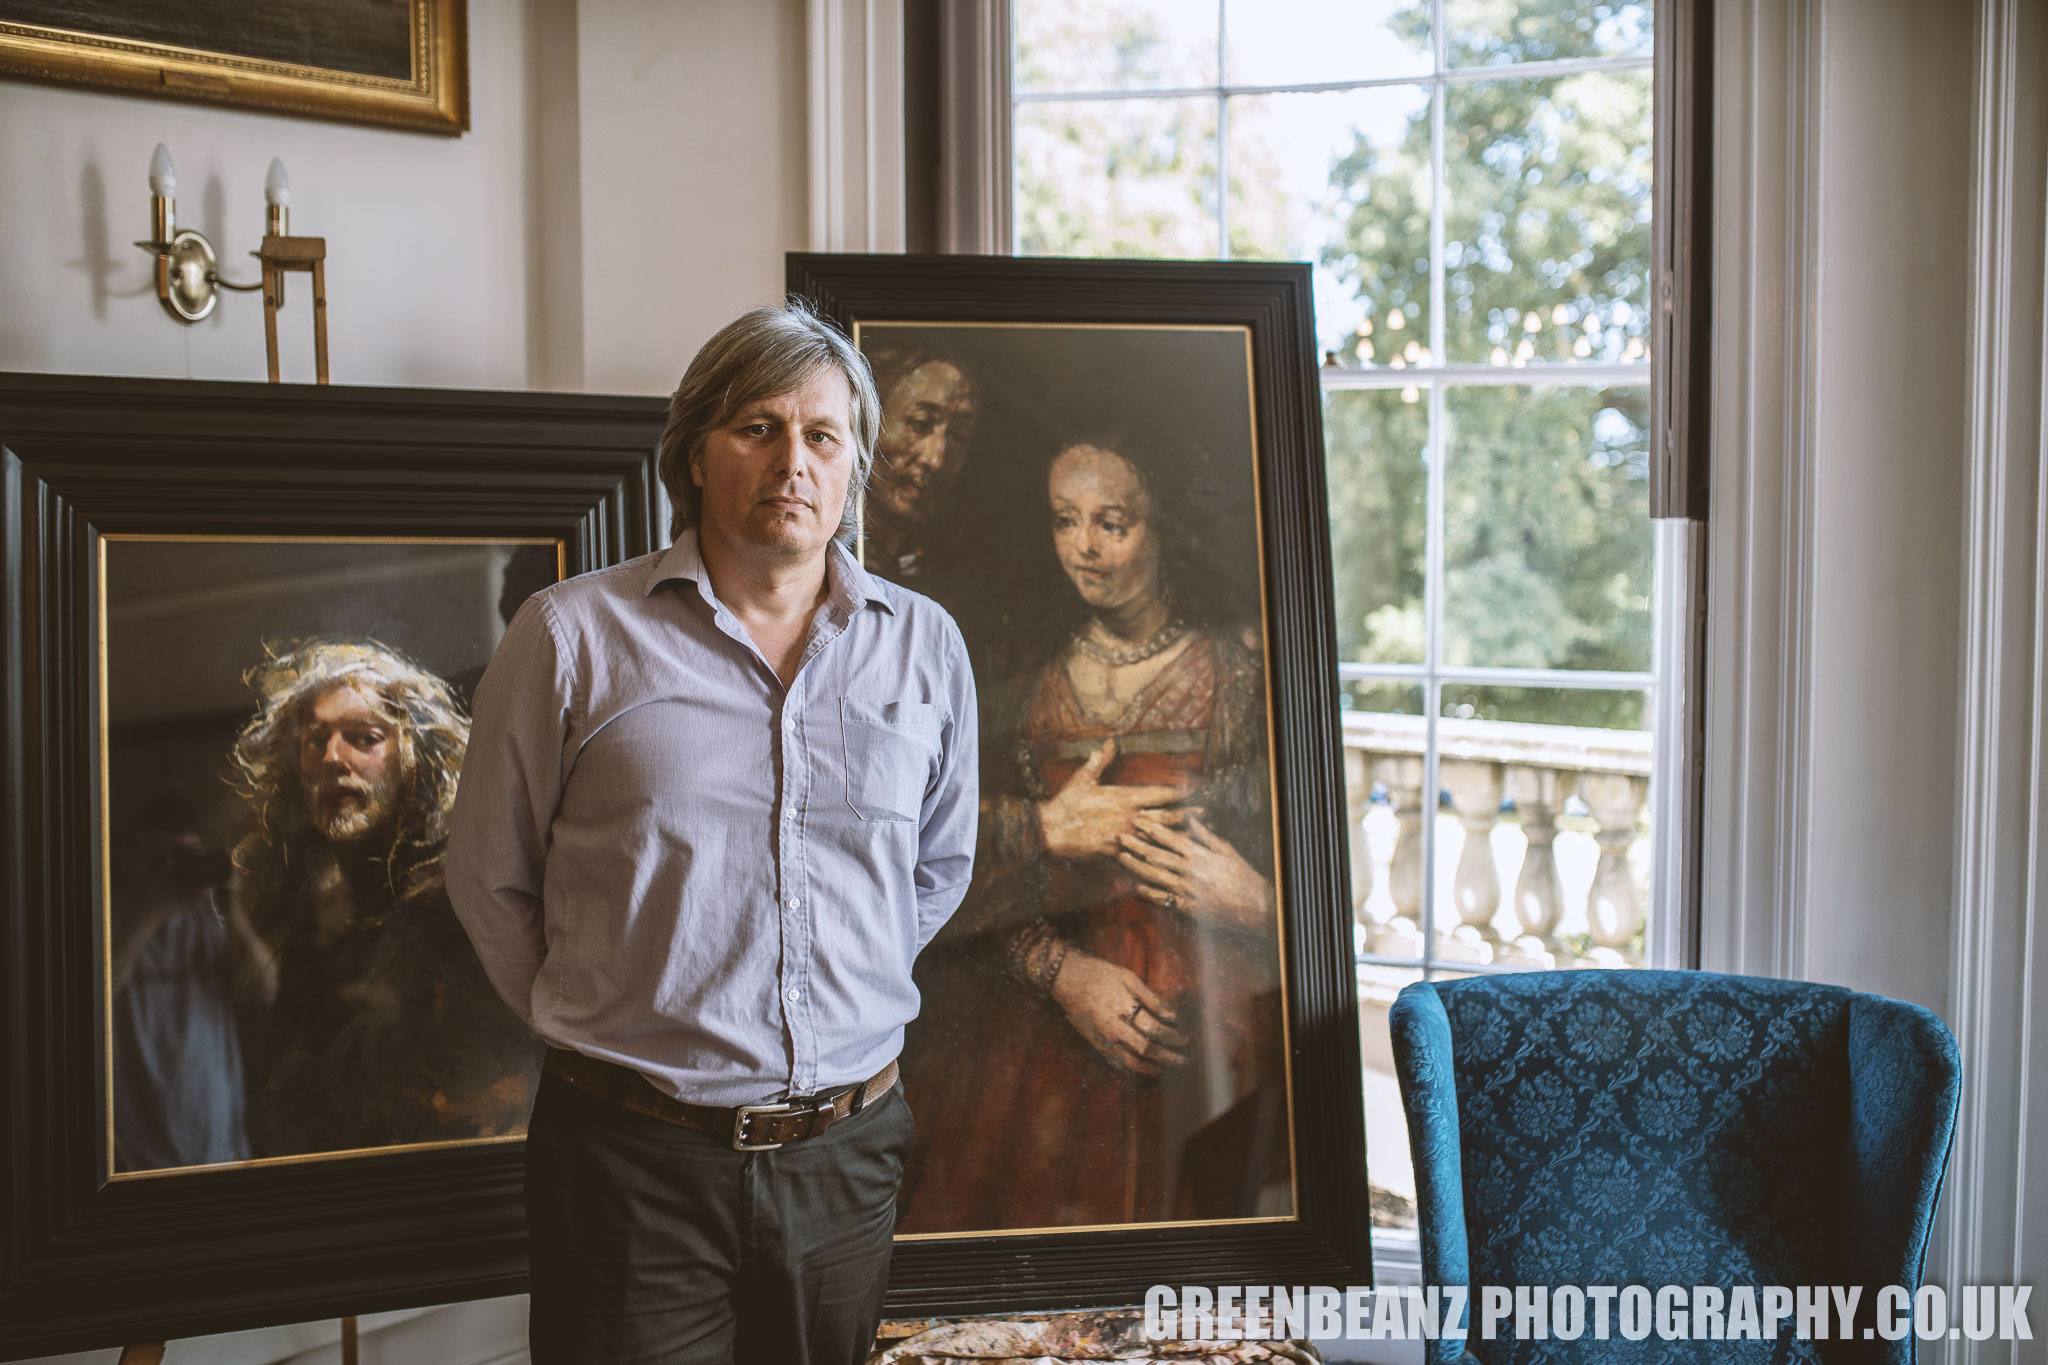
[524,1070,913,1365]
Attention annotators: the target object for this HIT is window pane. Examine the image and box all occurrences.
[1442,682,1646,731]
[1357,961,1423,1233]
[1224,0,1431,88]
[1444,69,1652,365]
[1438,687,1652,966]
[1443,385,1651,671]
[1229,85,1431,355]
[1016,97,1221,258]
[1444,0,1654,67]
[1254,90,1432,359]
[1014,0,1219,94]
[1341,679,1428,715]
[1350,678,1430,1233]
[1436,681,1654,971]
[1324,388,1427,665]
[1343,682,1428,968]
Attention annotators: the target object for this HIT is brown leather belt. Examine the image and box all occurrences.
[543,1047,898,1151]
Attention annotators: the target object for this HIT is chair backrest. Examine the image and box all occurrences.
[1389,970,1960,1363]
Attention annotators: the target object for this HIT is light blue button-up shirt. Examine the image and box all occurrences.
[445,529,978,1105]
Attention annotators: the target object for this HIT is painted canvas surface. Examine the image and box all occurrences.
[0,2,414,78]
[858,322,1295,1236]
[101,536,559,1176]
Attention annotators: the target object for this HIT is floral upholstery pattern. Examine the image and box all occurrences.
[1388,970,1961,1364]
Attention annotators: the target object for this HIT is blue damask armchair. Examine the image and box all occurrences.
[1388,970,1961,1364]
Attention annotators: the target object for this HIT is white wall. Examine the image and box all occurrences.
[1800,0,1972,1013]
[570,0,811,395]
[0,0,809,396]
[1703,0,1976,1010]
[22,1297,528,1365]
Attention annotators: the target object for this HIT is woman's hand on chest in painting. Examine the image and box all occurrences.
[1048,950,1192,1076]
[1117,814,1276,935]
[1038,737,1189,860]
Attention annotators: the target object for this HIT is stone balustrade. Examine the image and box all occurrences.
[1343,710,1653,969]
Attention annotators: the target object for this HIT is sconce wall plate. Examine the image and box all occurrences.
[158,229,219,322]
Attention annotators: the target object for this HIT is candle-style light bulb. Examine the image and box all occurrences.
[145,142,177,245]
[148,143,176,198]
[263,156,291,238]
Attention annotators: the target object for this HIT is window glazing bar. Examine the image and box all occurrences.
[1359,951,1575,975]
[1415,0,1448,986]
[1321,363,1651,390]
[1012,53,1650,105]
[1341,662,1655,690]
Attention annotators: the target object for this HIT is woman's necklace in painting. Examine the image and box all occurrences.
[1075,618,1187,669]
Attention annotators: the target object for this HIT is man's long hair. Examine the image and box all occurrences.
[228,639,470,934]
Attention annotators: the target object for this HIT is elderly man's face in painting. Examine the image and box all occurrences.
[868,360,976,526]
[297,682,403,843]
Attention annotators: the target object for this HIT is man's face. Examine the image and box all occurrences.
[298,682,403,844]
[691,366,856,565]
[868,360,975,526]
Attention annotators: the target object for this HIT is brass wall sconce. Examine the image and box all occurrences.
[135,145,331,383]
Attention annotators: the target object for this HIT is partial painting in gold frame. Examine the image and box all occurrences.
[0,0,468,135]
[100,534,560,1180]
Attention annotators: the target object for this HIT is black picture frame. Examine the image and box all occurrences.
[787,252,1371,1316]
[0,373,664,1359]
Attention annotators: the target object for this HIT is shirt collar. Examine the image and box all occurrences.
[645,527,895,614]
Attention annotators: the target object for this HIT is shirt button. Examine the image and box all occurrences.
[786,897,801,910]
[786,988,801,1003]
[782,807,796,821]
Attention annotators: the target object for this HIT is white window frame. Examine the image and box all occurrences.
[999,0,1677,980]
[897,0,1704,1283]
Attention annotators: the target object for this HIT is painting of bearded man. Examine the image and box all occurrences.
[230,638,541,1157]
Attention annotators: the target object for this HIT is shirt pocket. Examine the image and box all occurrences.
[840,698,941,823]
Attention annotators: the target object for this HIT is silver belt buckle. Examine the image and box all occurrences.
[732,1100,804,1151]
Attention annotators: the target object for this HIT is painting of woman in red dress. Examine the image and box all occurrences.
[897,423,1291,1234]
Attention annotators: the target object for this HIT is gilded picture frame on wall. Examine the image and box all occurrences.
[0,375,664,1357]
[0,1,468,135]
[788,252,1373,1317]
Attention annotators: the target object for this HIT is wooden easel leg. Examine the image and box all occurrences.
[311,260,329,385]
[340,1315,358,1365]
[117,1346,166,1365]
[262,263,282,384]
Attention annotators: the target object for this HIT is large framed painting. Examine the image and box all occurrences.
[0,375,663,1356]
[787,253,1371,1314]
[0,1,467,134]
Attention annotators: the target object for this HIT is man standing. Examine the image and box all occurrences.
[446,301,978,1365]
[229,639,539,1156]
